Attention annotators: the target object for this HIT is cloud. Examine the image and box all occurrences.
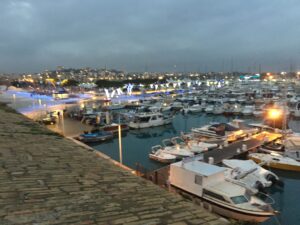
[0,0,300,73]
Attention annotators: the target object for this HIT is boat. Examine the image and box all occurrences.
[248,152,300,172]
[294,102,300,118]
[128,112,173,129]
[204,105,214,114]
[99,123,129,134]
[259,138,300,161]
[107,103,125,110]
[162,139,194,158]
[186,104,203,113]
[242,105,254,116]
[149,145,177,163]
[77,130,113,143]
[213,104,224,115]
[191,123,246,141]
[232,104,242,115]
[222,159,280,193]
[169,160,276,222]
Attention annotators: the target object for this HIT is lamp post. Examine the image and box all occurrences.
[268,109,282,129]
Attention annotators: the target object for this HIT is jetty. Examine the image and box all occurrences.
[0,102,228,225]
[203,131,282,164]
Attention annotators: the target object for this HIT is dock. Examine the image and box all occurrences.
[0,102,228,225]
[203,131,282,164]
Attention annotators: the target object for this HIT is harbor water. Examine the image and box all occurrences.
[91,113,300,225]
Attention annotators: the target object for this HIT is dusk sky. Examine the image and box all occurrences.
[1,0,300,73]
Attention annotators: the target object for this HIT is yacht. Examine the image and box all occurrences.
[169,160,276,222]
[149,145,177,163]
[191,123,246,141]
[128,112,173,129]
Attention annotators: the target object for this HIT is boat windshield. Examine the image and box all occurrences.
[231,195,248,204]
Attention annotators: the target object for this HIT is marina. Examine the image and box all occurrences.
[2,80,300,225]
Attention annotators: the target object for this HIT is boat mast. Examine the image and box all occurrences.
[282,80,288,137]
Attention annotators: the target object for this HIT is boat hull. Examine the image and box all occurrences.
[171,185,273,223]
[249,156,300,172]
[129,118,172,129]
[149,154,176,163]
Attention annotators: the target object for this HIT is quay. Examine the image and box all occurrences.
[0,102,228,225]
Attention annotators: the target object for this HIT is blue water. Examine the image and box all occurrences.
[90,113,300,224]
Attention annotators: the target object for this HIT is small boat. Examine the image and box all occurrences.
[294,102,300,118]
[249,152,300,172]
[162,139,194,158]
[129,112,173,129]
[213,104,224,115]
[242,105,254,116]
[253,110,263,117]
[77,130,113,143]
[187,104,203,113]
[222,159,280,193]
[169,160,276,222]
[204,105,214,114]
[149,145,177,163]
[100,123,129,134]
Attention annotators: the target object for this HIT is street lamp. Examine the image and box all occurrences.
[268,108,282,128]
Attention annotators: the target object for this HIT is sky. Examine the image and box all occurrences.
[1,0,300,73]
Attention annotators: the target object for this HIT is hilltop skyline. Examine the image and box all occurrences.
[1,0,300,73]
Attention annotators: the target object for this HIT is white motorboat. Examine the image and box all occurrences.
[169,160,276,222]
[162,139,194,158]
[222,159,280,193]
[242,105,254,116]
[204,105,214,114]
[171,136,217,154]
[249,152,300,172]
[129,112,173,129]
[149,145,177,163]
[213,105,224,115]
[253,110,263,117]
[187,104,203,113]
[294,102,300,118]
[232,104,242,115]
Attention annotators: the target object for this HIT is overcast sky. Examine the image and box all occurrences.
[1,0,300,73]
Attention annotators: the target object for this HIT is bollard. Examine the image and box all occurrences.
[242,144,247,151]
[224,140,228,147]
[208,157,214,165]
[219,145,223,150]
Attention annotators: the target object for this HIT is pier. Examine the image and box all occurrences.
[0,103,228,225]
[203,132,282,164]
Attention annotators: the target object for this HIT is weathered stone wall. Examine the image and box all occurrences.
[0,103,228,225]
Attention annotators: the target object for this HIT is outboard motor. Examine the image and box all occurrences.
[266,174,277,183]
[254,181,265,193]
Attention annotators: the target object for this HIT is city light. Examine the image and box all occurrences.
[268,108,282,120]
